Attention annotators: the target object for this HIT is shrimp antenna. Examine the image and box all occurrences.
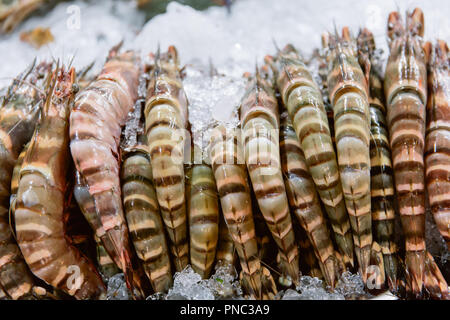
[77,61,95,79]
[46,43,59,67]
[333,19,339,39]
[68,54,76,71]
[108,40,124,60]
[43,61,59,116]
[6,58,37,100]
[154,42,162,75]
[4,59,39,107]
[254,60,260,80]
[68,47,79,70]
[272,38,281,54]
[208,57,217,77]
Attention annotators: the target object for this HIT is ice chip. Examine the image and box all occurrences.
[335,272,370,299]
[106,273,131,300]
[166,265,215,300]
[205,263,243,299]
[281,289,302,300]
[295,276,344,300]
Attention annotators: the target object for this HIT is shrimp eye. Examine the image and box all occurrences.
[72,83,79,94]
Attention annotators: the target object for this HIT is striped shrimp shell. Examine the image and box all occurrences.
[424,40,450,250]
[186,157,219,279]
[121,131,173,293]
[384,9,428,296]
[15,67,106,299]
[357,28,399,291]
[266,45,354,268]
[0,62,50,300]
[240,68,299,284]
[69,48,143,296]
[325,28,372,281]
[279,110,338,287]
[209,124,265,299]
[145,46,189,271]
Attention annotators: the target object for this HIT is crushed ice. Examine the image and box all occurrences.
[166,265,215,300]
[148,264,243,300]
[183,65,245,161]
[0,0,448,301]
[280,272,372,300]
[106,273,131,300]
[0,0,144,87]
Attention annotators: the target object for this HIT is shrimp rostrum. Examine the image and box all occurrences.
[14,67,106,299]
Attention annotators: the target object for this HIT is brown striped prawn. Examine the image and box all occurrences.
[14,66,106,299]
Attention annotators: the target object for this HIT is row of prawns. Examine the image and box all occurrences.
[0,7,447,301]
[0,41,273,300]
[260,7,448,299]
[207,7,449,299]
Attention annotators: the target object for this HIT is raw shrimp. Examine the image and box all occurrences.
[385,13,427,290]
[324,27,372,281]
[144,46,189,271]
[266,45,354,268]
[186,157,219,279]
[357,28,399,291]
[240,67,299,285]
[14,67,105,299]
[210,124,265,299]
[423,40,450,249]
[279,110,338,287]
[73,171,120,278]
[121,102,173,293]
[0,61,50,300]
[385,8,448,298]
[69,46,144,297]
